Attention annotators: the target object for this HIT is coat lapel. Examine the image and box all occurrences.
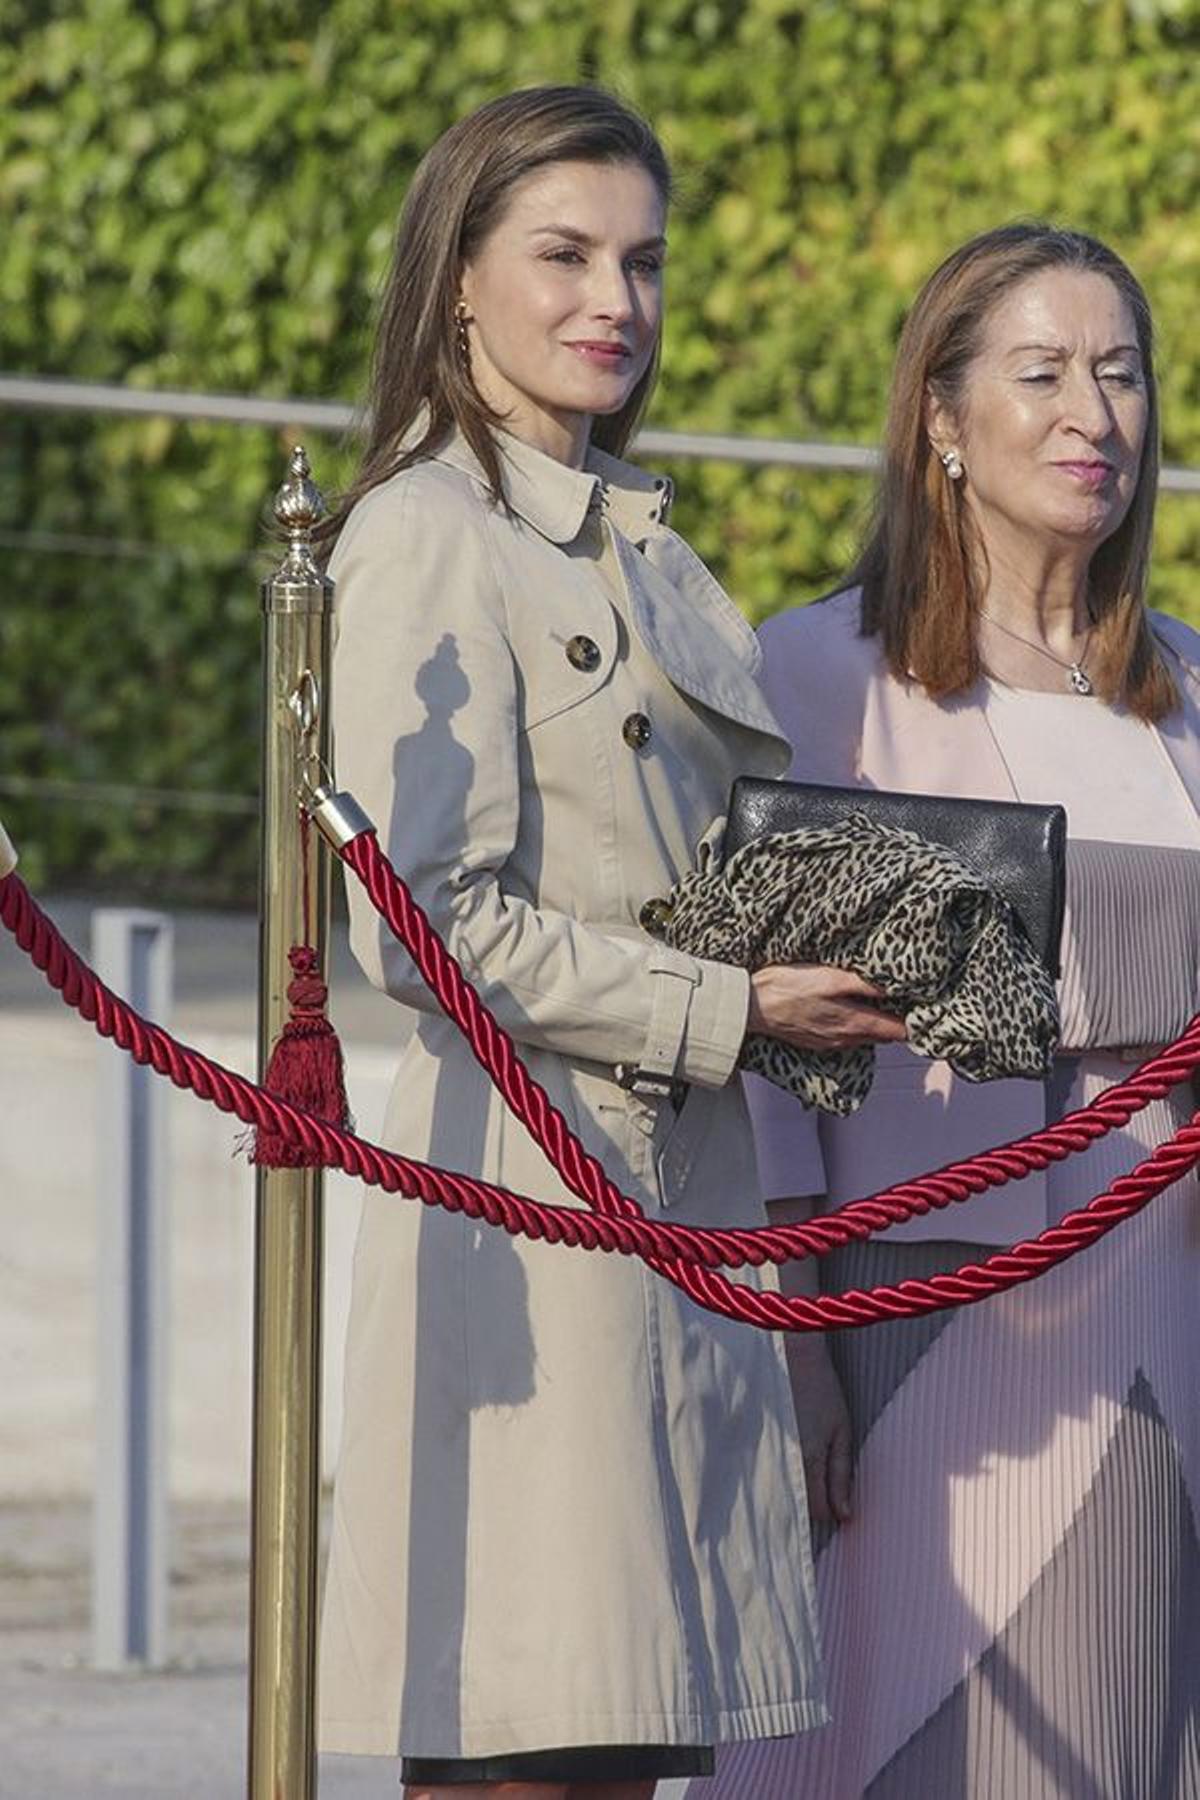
[612,529,790,750]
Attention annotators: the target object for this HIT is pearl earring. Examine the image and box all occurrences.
[941,448,965,481]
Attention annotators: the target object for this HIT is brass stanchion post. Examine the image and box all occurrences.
[248,447,333,1799]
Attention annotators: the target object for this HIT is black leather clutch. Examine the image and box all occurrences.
[724,776,1068,978]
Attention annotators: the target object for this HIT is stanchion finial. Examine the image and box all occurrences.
[269,445,328,591]
[0,817,17,878]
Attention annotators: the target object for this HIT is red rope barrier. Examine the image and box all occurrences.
[333,828,1200,1325]
[4,862,1199,1331]
[339,828,1200,1213]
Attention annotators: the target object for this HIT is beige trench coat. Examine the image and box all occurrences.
[318,426,825,1759]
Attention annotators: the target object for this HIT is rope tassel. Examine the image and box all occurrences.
[252,944,351,1166]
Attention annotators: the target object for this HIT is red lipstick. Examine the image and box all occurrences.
[565,340,631,366]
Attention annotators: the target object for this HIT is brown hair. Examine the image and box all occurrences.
[854,222,1177,721]
[323,85,671,544]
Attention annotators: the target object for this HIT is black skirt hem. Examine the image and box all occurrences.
[401,1742,715,1784]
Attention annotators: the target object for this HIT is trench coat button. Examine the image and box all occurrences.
[622,712,652,750]
[639,896,674,937]
[566,634,601,672]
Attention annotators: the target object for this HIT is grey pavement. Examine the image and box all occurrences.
[0,1498,398,1798]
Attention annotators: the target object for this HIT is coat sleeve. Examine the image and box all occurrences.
[330,472,749,1089]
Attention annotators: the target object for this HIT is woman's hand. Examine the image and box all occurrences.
[767,1194,855,1526]
[748,964,907,1050]
[784,1335,854,1526]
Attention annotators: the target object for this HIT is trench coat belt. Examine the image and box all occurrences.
[614,952,699,1109]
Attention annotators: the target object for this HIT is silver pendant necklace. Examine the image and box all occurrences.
[979,610,1095,695]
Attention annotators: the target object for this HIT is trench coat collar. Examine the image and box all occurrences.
[431,420,786,749]
[431,423,672,546]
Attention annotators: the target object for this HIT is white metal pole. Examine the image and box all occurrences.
[91,908,172,1669]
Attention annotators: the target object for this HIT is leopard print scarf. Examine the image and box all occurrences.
[664,814,1060,1116]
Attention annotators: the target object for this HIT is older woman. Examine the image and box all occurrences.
[319,85,912,1800]
[691,225,1200,1798]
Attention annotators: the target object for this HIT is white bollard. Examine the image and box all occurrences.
[91,909,172,1669]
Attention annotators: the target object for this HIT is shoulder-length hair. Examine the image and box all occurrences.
[323,85,671,544]
[853,222,1177,721]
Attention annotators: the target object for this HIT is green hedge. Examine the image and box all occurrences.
[3,0,1198,899]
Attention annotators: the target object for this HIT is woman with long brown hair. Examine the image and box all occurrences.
[694,223,1200,1797]
[318,85,905,1798]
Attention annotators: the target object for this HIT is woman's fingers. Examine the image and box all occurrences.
[827,1419,854,1524]
[847,1006,908,1044]
[748,964,908,1048]
[796,1006,903,1048]
[802,1440,834,1524]
[804,969,908,1039]
[812,966,892,1002]
[787,1346,856,1525]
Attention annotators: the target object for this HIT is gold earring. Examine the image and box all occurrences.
[455,299,471,363]
[940,448,965,481]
